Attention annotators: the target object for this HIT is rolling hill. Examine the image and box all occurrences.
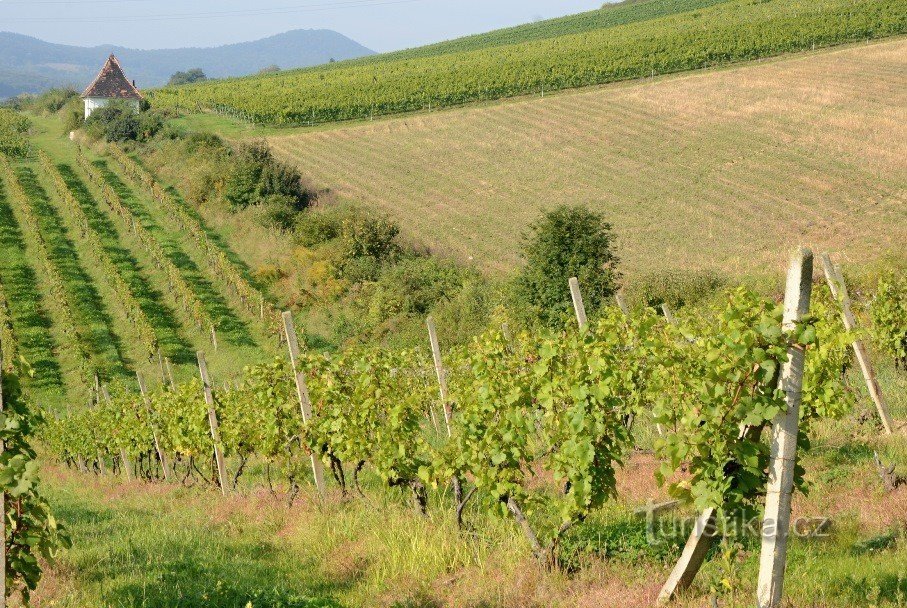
[0,29,374,99]
[267,38,907,278]
[149,0,907,125]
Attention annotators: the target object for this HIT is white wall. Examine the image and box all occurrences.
[84,97,140,119]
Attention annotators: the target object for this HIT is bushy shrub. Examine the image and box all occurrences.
[626,268,727,310]
[296,207,346,247]
[334,213,401,281]
[514,205,620,325]
[224,142,311,225]
[367,257,464,322]
[85,102,165,142]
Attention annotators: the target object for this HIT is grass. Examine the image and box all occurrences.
[260,37,907,280]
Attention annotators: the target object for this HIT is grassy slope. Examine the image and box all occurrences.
[264,38,907,278]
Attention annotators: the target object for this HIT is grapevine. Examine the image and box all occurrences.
[0,154,96,391]
[107,146,282,339]
[39,151,160,362]
[75,149,216,332]
[1,360,71,602]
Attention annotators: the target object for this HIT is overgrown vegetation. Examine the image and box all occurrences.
[0,109,30,158]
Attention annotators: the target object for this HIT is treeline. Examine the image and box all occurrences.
[148,0,907,125]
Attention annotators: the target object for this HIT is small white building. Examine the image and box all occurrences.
[82,54,142,119]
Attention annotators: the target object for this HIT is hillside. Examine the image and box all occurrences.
[149,0,907,125]
[0,29,374,99]
[266,38,907,277]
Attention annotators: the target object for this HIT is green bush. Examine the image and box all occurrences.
[367,256,464,322]
[334,213,401,280]
[224,142,310,220]
[296,206,347,247]
[514,205,620,325]
[85,103,165,143]
[626,268,727,310]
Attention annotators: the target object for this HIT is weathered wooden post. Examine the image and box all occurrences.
[657,508,718,602]
[757,247,814,608]
[819,253,895,435]
[616,290,630,316]
[427,317,453,435]
[569,277,588,329]
[661,303,676,324]
[102,385,133,481]
[137,373,171,481]
[281,312,326,495]
[210,324,218,352]
[164,357,177,390]
[197,352,229,495]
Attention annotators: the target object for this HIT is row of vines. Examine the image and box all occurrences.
[75,149,217,332]
[43,272,907,565]
[0,110,29,159]
[106,146,280,338]
[148,0,907,125]
[0,154,96,392]
[39,151,160,362]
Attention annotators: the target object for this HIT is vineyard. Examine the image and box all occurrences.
[30,243,907,605]
[149,0,907,125]
[0,7,904,601]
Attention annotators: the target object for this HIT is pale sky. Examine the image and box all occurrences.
[0,0,604,51]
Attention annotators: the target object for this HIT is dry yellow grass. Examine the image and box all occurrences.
[269,38,907,278]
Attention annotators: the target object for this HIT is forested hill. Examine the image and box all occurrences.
[0,29,374,99]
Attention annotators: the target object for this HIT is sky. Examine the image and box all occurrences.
[0,0,603,52]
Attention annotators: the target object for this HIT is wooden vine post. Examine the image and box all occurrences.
[659,248,813,604]
[102,385,132,481]
[819,253,895,435]
[756,247,813,607]
[197,352,229,496]
[280,312,326,495]
[137,373,171,482]
[661,303,676,324]
[427,317,453,435]
[0,340,6,607]
[164,357,177,390]
[615,290,630,316]
[568,277,588,329]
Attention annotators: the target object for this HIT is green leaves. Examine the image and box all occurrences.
[870,271,907,369]
[1,367,70,602]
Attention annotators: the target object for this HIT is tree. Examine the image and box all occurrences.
[258,64,281,74]
[167,68,207,86]
[515,205,620,325]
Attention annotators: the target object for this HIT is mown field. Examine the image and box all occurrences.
[267,38,907,278]
[148,0,907,125]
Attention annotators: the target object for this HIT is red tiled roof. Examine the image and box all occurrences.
[82,54,143,100]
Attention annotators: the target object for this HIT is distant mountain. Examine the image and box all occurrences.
[0,30,375,99]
